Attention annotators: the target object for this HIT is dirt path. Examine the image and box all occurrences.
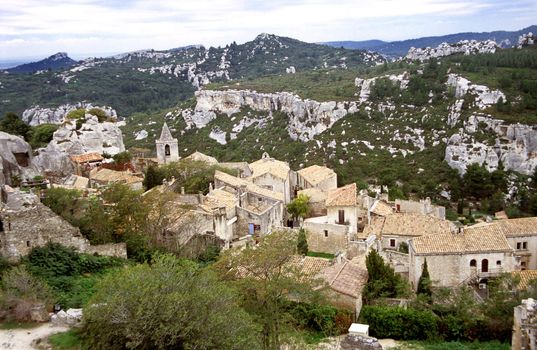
[0,323,69,350]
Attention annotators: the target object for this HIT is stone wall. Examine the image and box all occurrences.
[86,243,127,259]
[304,219,348,254]
[513,298,537,350]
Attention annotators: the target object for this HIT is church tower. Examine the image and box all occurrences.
[156,122,179,164]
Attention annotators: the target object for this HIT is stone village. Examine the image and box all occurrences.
[1,114,537,348]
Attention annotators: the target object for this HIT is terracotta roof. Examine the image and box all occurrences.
[70,152,103,164]
[90,168,142,185]
[321,259,368,298]
[184,151,218,164]
[411,227,512,255]
[381,213,454,237]
[297,165,336,186]
[370,200,394,216]
[249,156,290,181]
[298,188,327,203]
[512,270,537,290]
[289,256,332,277]
[360,216,385,239]
[214,170,284,202]
[63,175,89,189]
[219,162,252,177]
[326,183,357,207]
[475,217,537,238]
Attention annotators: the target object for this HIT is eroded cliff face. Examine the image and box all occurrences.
[0,132,40,184]
[188,90,359,142]
[445,115,537,175]
[406,40,498,62]
[22,103,117,126]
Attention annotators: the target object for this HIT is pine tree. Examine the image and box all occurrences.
[297,229,308,256]
[417,259,432,299]
[143,165,163,191]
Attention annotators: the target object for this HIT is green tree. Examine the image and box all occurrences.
[82,255,260,350]
[0,112,30,139]
[462,164,494,200]
[143,165,164,190]
[112,151,132,165]
[297,228,308,256]
[286,193,311,226]
[417,259,432,300]
[27,124,58,149]
[216,230,321,350]
[363,250,409,303]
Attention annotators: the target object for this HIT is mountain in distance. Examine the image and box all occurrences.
[322,25,537,57]
[5,52,77,74]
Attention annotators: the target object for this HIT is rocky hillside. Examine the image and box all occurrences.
[5,52,77,74]
[0,34,383,118]
[322,25,537,57]
[121,44,537,200]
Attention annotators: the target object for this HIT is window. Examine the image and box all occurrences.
[26,241,31,247]
[523,242,528,249]
[390,239,396,247]
[517,242,522,250]
[470,259,477,267]
[522,261,527,270]
[164,144,170,156]
[324,230,328,237]
[481,259,489,273]
[0,219,3,232]
[496,260,501,266]
[338,210,345,224]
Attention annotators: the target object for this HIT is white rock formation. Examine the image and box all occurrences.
[445,114,537,175]
[446,74,505,109]
[518,32,536,48]
[209,127,227,145]
[406,40,499,62]
[286,66,296,74]
[355,72,409,102]
[22,103,117,126]
[134,129,148,140]
[0,132,40,184]
[189,89,360,142]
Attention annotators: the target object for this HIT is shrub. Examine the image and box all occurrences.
[360,305,439,340]
[87,108,108,122]
[28,124,58,149]
[66,108,86,120]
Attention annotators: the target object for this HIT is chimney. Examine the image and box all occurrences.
[209,182,213,193]
[181,187,185,195]
[198,191,203,204]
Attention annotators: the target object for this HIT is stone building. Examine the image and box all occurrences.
[394,198,446,220]
[248,152,294,204]
[513,298,537,350]
[0,191,126,262]
[408,224,516,289]
[296,164,337,192]
[156,122,179,164]
[304,183,358,254]
[89,167,144,190]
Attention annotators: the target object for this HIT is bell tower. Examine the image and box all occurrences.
[156,122,179,164]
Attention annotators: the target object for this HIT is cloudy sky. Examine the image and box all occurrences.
[0,0,536,60]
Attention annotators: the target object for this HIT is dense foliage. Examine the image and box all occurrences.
[363,250,409,303]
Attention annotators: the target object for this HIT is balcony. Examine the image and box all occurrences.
[475,267,504,279]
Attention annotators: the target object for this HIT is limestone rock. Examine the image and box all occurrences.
[30,304,49,322]
[31,142,74,178]
[191,89,360,142]
[22,102,117,126]
[0,131,40,185]
[406,40,498,62]
[355,72,409,102]
[446,74,505,109]
[50,309,83,327]
[518,32,536,48]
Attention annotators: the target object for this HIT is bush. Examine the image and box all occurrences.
[66,109,86,120]
[28,124,58,149]
[285,301,352,337]
[87,108,108,122]
[360,305,439,340]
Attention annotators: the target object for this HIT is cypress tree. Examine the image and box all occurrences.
[417,259,432,299]
[296,229,308,256]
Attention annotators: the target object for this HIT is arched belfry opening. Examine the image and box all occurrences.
[165,144,171,156]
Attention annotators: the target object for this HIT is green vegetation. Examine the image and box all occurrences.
[48,330,83,350]
[393,340,510,350]
[306,251,335,259]
[287,194,311,226]
[27,123,58,148]
[363,250,410,303]
[296,229,309,256]
[0,112,30,138]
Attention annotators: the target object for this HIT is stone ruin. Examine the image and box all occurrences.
[513,298,537,350]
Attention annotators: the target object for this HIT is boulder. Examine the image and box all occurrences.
[29,304,49,323]
[0,131,40,185]
[50,308,83,327]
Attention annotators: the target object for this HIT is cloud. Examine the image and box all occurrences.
[0,0,535,58]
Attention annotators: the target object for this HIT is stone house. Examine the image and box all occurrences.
[247,152,295,204]
[479,217,537,270]
[408,224,516,289]
[394,198,446,220]
[155,122,179,164]
[89,167,144,190]
[512,298,537,350]
[298,187,327,217]
[304,183,357,254]
[70,152,103,176]
[296,164,337,192]
[183,151,218,164]
[214,170,284,237]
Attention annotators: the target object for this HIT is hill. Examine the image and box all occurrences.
[5,52,77,74]
[322,25,537,57]
[0,33,383,117]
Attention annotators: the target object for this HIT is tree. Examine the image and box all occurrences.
[417,259,432,300]
[297,228,308,255]
[286,194,311,227]
[143,165,164,190]
[462,163,494,200]
[0,112,30,139]
[363,250,409,303]
[27,124,58,149]
[112,151,132,165]
[82,255,260,349]
[216,230,322,350]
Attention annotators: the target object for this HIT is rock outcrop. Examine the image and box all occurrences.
[445,114,537,175]
[188,90,360,142]
[518,32,536,48]
[0,132,40,185]
[446,74,505,109]
[355,72,409,102]
[22,103,117,126]
[406,40,498,62]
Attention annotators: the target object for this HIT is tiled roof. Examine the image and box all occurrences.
[288,256,332,277]
[90,168,142,185]
[411,226,512,255]
[297,165,336,186]
[359,216,386,239]
[326,183,357,207]
[219,162,252,177]
[512,270,537,290]
[381,213,454,237]
[477,217,537,237]
[370,200,394,216]
[249,156,290,181]
[298,188,327,203]
[214,170,284,202]
[205,188,237,212]
[184,151,218,164]
[70,152,103,163]
[322,258,368,298]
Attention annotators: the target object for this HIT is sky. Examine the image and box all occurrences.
[0,0,536,61]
